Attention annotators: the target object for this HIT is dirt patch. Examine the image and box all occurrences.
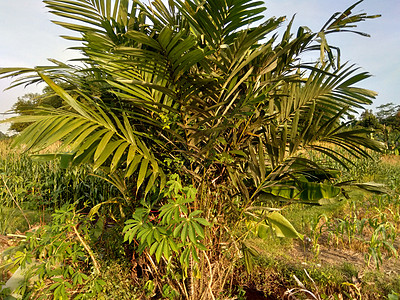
[381,155,400,166]
[0,235,17,282]
[289,239,400,276]
[0,235,16,253]
[319,247,364,268]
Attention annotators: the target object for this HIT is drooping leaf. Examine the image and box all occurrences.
[266,212,303,239]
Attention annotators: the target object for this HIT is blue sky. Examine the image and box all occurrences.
[1,0,399,133]
[266,0,400,110]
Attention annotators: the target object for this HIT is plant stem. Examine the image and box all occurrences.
[203,251,215,300]
[72,224,101,274]
[2,175,31,229]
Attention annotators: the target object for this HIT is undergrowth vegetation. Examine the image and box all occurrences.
[1,0,399,299]
[0,140,118,234]
[1,139,399,299]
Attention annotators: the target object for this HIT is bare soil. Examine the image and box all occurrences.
[290,238,400,278]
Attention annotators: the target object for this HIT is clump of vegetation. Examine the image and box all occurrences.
[0,140,119,234]
[1,0,398,299]
[357,103,400,154]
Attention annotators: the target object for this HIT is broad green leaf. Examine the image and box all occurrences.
[110,141,130,172]
[155,239,164,262]
[93,140,124,170]
[266,212,303,239]
[137,158,149,190]
[298,181,341,201]
[125,30,162,50]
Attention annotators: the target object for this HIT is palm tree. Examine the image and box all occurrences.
[0,0,382,297]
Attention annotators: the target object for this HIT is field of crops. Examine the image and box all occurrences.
[0,137,399,299]
[1,0,399,298]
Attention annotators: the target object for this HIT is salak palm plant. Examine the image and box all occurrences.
[0,0,382,298]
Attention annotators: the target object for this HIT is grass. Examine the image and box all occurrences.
[242,153,400,298]
[1,138,400,299]
[0,206,50,234]
[0,138,119,213]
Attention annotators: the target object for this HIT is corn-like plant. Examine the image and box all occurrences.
[0,0,385,297]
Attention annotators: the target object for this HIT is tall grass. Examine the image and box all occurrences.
[295,149,400,269]
[0,139,118,233]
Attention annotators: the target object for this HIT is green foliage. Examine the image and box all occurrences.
[388,291,400,300]
[0,0,382,203]
[1,205,106,299]
[365,219,398,269]
[357,109,381,129]
[356,103,400,153]
[0,0,388,298]
[0,145,119,215]
[292,154,400,270]
[9,89,64,133]
[262,179,342,204]
[123,174,210,272]
[376,103,400,127]
[8,93,40,133]
[0,131,8,140]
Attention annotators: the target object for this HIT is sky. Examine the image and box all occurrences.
[0,0,399,133]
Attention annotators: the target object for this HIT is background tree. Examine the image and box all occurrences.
[9,85,66,132]
[356,103,400,152]
[376,102,400,151]
[376,102,400,129]
[9,93,41,132]
[357,109,381,129]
